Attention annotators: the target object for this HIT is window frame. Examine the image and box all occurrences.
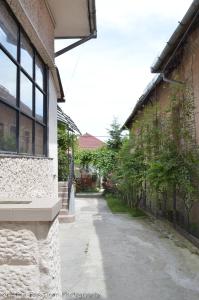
[0,1,48,157]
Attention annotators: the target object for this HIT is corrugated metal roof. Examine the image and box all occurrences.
[57,105,81,135]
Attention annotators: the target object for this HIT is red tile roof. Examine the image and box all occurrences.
[78,133,105,150]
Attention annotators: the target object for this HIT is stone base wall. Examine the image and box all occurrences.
[0,156,57,200]
[0,217,62,300]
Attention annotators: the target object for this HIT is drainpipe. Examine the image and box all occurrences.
[161,73,185,85]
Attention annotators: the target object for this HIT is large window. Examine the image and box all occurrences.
[0,1,48,156]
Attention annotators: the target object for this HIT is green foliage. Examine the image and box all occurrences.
[75,146,116,177]
[58,122,76,181]
[105,193,146,217]
[107,118,123,151]
[75,119,124,178]
[0,135,16,151]
[92,147,117,176]
[58,148,68,181]
[115,137,146,208]
[75,149,94,169]
[113,83,199,229]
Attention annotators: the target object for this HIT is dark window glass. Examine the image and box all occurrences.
[0,123,4,136]
[0,102,16,152]
[19,115,32,154]
[35,55,44,88]
[36,88,44,122]
[35,123,44,156]
[10,125,16,137]
[21,33,33,76]
[0,4,47,156]
[20,72,33,115]
[0,1,18,58]
[0,50,17,105]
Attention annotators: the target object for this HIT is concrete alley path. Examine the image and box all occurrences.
[60,195,199,300]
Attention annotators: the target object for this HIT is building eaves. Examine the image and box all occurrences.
[121,75,162,130]
[151,0,199,73]
[47,0,97,39]
[56,68,65,103]
[57,105,81,135]
[46,0,97,57]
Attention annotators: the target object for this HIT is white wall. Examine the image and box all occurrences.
[48,72,58,177]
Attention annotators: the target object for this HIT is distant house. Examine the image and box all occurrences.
[76,133,104,191]
[78,133,104,150]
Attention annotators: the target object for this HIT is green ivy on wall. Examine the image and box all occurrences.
[114,83,199,233]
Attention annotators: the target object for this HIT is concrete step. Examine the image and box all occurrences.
[59,196,68,201]
[58,182,68,188]
[59,187,68,192]
[76,192,103,198]
[61,200,68,204]
[59,208,69,216]
[59,191,68,197]
[59,198,68,203]
[62,203,68,209]
[59,214,75,223]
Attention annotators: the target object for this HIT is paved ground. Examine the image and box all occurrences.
[60,195,199,300]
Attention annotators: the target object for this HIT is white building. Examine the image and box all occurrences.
[0,0,96,298]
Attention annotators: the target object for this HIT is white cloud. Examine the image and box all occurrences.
[96,0,192,30]
[56,0,193,138]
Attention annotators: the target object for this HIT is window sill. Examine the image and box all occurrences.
[0,153,52,160]
[0,198,61,221]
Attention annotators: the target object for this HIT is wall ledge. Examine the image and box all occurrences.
[0,154,53,160]
[0,199,61,221]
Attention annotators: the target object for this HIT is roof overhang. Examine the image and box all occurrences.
[151,0,199,73]
[57,106,81,135]
[122,75,163,130]
[46,0,97,39]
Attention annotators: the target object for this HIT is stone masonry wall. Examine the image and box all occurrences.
[0,157,61,299]
[0,217,62,300]
[0,156,57,200]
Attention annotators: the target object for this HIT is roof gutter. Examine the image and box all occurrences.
[88,0,97,37]
[121,75,162,130]
[51,66,65,102]
[151,0,199,73]
[56,67,65,102]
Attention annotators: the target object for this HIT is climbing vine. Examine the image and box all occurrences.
[114,83,199,234]
[58,122,76,181]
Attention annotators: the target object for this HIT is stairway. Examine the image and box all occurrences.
[58,181,75,223]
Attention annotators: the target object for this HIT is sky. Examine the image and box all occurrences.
[55,0,193,140]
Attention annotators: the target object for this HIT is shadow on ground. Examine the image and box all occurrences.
[60,194,199,300]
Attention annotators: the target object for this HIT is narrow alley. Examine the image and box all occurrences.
[60,195,199,300]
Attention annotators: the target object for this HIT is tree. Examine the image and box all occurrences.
[92,147,116,177]
[107,118,123,151]
[112,84,199,233]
